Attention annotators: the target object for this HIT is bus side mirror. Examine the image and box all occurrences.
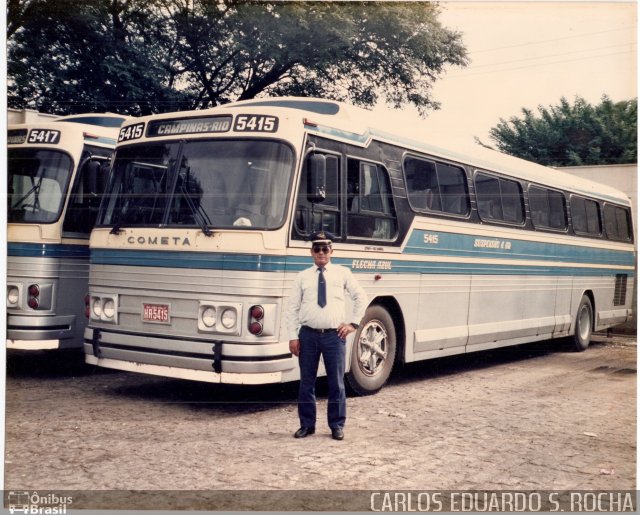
[307,154,326,204]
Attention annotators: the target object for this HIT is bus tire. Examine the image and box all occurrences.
[571,295,593,352]
[346,305,396,396]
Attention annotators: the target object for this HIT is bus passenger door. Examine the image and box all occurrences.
[292,152,341,236]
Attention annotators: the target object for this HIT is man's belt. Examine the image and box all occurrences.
[301,325,337,334]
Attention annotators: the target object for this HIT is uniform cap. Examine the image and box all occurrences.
[309,230,335,245]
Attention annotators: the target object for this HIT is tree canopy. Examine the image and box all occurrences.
[482,96,637,167]
[7,0,468,116]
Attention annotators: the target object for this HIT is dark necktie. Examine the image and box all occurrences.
[317,267,326,307]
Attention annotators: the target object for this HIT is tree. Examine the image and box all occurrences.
[7,0,191,115]
[481,96,637,167]
[8,0,468,115]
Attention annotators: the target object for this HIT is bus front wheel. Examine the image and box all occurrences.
[571,295,593,352]
[346,305,396,395]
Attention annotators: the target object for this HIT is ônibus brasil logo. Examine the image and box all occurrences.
[8,491,72,514]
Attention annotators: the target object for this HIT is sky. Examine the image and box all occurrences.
[374,0,637,148]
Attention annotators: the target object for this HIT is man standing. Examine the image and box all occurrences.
[287,231,368,440]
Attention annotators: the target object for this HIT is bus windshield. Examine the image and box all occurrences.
[8,148,73,223]
[99,140,294,230]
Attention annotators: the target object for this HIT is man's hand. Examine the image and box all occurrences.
[289,339,300,357]
[337,323,357,340]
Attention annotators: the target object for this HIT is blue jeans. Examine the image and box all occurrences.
[298,327,346,429]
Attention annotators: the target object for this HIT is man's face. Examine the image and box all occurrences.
[311,243,333,267]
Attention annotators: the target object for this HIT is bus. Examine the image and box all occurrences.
[7,113,128,351]
[83,98,634,394]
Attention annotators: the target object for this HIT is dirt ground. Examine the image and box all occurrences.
[3,335,636,511]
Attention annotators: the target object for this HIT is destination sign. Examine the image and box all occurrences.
[147,116,232,137]
[8,129,28,144]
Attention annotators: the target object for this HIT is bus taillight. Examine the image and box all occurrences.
[250,305,264,320]
[27,284,40,309]
[248,305,264,335]
[84,294,91,319]
[249,321,263,335]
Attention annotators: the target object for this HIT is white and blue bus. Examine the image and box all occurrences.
[84,98,634,394]
[7,114,128,350]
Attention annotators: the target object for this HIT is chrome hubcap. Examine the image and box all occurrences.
[578,305,591,341]
[357,319,388,377]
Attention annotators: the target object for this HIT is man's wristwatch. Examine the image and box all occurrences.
[350,323,359,330]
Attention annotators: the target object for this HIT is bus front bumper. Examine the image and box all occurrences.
[83,327,294,384]
[7,314,79,350]
[84,354,283,385]
[8,339,61,350]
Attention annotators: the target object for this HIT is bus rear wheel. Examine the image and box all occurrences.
[346,305,396,395]
[571,295,593,352]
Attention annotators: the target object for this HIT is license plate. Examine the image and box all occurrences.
[142,303,170,324]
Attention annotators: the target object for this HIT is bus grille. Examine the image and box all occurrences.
[614,274,628,306]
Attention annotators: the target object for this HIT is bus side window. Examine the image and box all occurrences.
[547,190,568,229]
[347,159,397,240]
[604,204,632,241]
[475,172,524,224]
[404,158,438,211]
[529,186,567,231]
[62,159,108,235]
[404,156,469,216]
[436,162,469,215]
[475,173,502,220]
[500,179,524,223]
[571,196,602,236]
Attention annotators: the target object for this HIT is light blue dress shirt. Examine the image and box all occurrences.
[286,262,368,340]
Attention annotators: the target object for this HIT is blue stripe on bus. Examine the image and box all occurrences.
[91,249,294,271]
[84,135,117,146]
[90,248,634,277]
[8,242,90,259]
[404,230,636,267]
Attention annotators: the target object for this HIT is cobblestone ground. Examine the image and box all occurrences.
[4,335,636,509]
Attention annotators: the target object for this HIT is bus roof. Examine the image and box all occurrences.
[55,113,132,128]
[8,119,121,148]
[231,98,633,206]
[124,97,633,206]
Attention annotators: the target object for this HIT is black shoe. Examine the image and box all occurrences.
[331,427,344,440]
[294,427,315,438]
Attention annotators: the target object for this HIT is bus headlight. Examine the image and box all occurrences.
[221,309,237,329]
[7,286,20,307]
[103,299,116,319]
[92,298,103,318]
[90,294,119,323]
[198,302,242,335]
[202,307,217,328]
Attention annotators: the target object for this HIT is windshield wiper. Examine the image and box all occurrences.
[109,222,124,235]
[12,177,42,210]
[178,180,213,237]
[109,206,130,235]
